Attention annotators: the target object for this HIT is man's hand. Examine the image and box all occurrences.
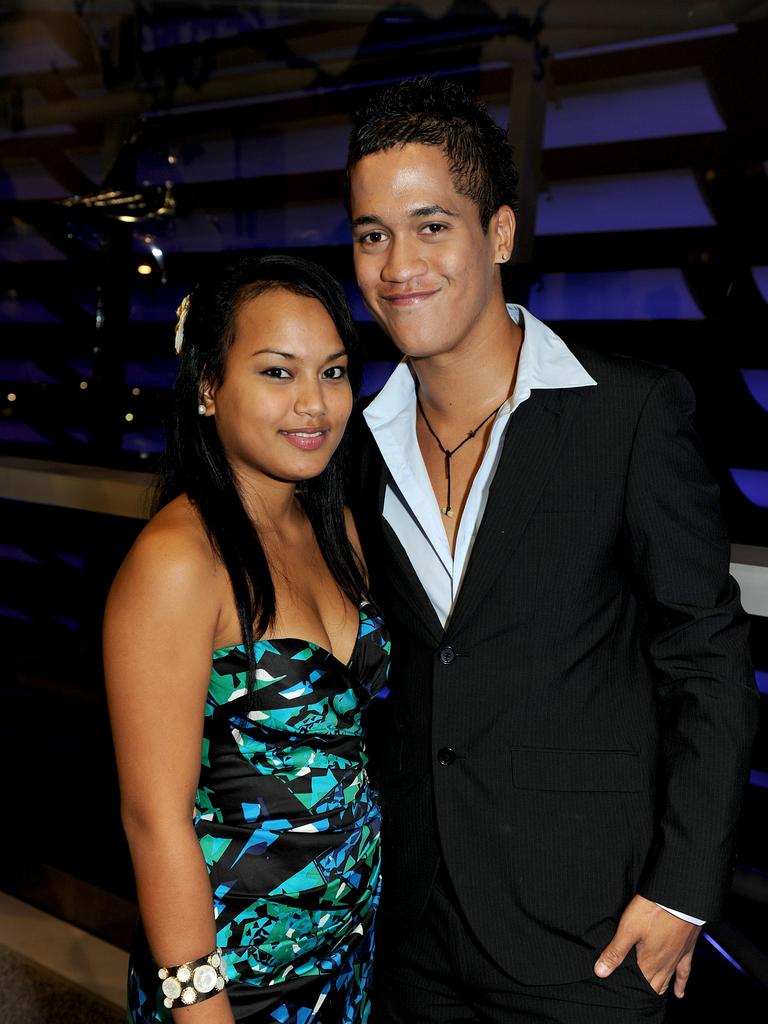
[594,894,702,997]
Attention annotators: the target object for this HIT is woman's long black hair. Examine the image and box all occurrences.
[154,254,369,691]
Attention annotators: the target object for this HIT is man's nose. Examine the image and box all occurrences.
[381,235,427,283]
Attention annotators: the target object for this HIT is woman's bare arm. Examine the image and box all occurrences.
[104,509,234,1022]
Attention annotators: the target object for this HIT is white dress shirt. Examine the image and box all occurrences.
[364,304,596,625]
[363,303,704,927]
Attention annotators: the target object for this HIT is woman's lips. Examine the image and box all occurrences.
[280,430,328,451]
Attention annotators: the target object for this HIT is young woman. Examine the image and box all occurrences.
[104,255,389,1024]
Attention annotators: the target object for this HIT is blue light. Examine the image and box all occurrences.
[143,61,509,126]
[729,469,768,508]
[543,74,725,150]
[125,359,177,389]
[55,552,84,571]
[741,370,768,412]
[752,267,768,302]
[51,615,79,631]
[0,296,61,324]
[343,285,373,323]
[556,23,736,59]
[756,671,768,695]
[67,361,93,380]
[749,769,768,789]
[0,606,34,623]
[0,545,41,565]
[122,429,165,454]
[528,269,703,321]
[0,421,54,445]
[361,362,398,397]
[535,170,715,236]
[702,932,748,975]
[0,359,58,383]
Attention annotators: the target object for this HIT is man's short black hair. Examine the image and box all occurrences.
[345,76,519,232]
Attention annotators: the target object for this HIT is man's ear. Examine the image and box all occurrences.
[492,205,516,264]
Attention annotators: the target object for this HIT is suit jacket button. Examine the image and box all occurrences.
[439,646,455,665]
[437,747,456,766]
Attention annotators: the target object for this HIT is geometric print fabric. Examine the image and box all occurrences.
[127,602,390,1023]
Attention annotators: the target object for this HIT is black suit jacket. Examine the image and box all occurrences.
[350,349,758,985]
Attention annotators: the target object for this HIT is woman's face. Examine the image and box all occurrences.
[203,287,353,489]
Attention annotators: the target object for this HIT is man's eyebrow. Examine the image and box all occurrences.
[351,215,383,229]
[351,205,457,229]
[410,204,457,218]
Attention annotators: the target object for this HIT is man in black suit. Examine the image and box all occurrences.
[344,78,758,1022]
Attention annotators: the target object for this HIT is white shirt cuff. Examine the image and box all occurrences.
[656,903,706,926]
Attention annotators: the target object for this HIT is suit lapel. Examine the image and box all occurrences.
[365,435,444,646]
[448,387,587,636]
[380,521,445,645]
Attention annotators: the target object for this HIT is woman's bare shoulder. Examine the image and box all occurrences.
[112,495,221,601]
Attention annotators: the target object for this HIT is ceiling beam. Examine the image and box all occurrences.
[551,32,732,85]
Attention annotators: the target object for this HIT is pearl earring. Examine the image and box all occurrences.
[197,403,206,416]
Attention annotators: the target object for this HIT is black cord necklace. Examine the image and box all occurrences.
[416,392,506,518]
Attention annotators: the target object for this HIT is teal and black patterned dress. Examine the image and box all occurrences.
[127,602,390,1023]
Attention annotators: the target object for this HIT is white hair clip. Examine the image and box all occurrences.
[174,294,192,354]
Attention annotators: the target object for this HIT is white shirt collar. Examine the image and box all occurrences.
[364,304,596,433]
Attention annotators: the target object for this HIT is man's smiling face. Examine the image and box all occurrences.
[349,143,512,363]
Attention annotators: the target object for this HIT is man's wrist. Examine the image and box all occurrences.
[656,903,705,926]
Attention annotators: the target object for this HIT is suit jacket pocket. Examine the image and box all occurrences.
[511,747,641,792]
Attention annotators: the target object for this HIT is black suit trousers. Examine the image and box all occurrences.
[372,866,668,1024]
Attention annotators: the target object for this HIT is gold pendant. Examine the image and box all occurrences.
[442,507,455,518]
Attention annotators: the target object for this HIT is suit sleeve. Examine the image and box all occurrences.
[623,369,759,922]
